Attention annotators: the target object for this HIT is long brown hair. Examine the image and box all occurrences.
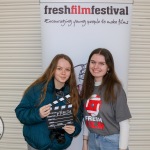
[80,48,121,103]
[24,54,80,117]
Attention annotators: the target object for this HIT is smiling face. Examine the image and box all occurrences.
[54,58,71,89]
[89,54,109,82]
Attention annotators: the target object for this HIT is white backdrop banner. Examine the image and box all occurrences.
[40,0,133,149]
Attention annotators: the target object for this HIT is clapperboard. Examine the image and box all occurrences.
[46,94,74,129]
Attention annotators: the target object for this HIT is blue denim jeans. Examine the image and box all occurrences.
[88,132,127,150]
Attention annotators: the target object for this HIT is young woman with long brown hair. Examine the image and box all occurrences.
[81,48,131,150]
[15,54,82,150]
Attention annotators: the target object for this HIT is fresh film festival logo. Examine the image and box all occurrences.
[44,5,129,15]
[43,5,129,26]
[0,117,4,140]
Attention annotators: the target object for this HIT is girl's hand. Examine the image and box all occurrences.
[62,125,75,134]
[39,104,51,118]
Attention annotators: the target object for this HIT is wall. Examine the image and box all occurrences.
[0,0,150,149]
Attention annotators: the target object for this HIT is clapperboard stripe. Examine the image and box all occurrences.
[48,119,72,124]
[59,97,64,101]
[48,104,73,112]
[46,94,74,129]
[49,94,70,106]
[47,115,73,121]
[65,94,70,99]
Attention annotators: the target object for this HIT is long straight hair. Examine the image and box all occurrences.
[80,48,121,103]
[24,54,80,117]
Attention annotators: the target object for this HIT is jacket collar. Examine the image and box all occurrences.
[47,78,70,94]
